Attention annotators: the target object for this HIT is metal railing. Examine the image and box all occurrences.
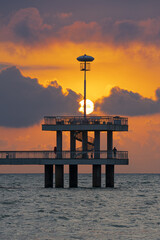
[0,151,128,160]
[43,116,128,126]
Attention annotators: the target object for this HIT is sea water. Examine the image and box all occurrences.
[0,174,159,240]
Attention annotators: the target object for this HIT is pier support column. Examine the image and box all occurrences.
[82,131,88,158]
[93,131,101,187]
[106,131,114,187]
[55,131,64,188]
[69,131,78,188]
[55,165,64,188]
[44,165,53,188]
[106,165,114,187]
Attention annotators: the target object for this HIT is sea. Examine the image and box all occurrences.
[0,174,159,240]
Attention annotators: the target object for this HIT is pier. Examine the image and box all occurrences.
[0,54,129,188]
[0,115,128,188]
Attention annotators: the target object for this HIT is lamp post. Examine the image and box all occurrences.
[77,54,94,118]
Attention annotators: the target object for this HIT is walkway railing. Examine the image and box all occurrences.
[0,151,128,160]
[43,116,128,126]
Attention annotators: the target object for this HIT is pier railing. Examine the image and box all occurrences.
[43,116,128,126]
[0,151,128,160]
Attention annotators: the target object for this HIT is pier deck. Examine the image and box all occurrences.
[42,116,128,131]
[0,150,128,165]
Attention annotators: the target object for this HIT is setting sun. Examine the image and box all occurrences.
[79,99,94,115]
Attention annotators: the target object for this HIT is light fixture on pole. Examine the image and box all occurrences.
[77,54,94,118]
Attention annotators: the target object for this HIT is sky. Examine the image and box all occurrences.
[0,0,160,173]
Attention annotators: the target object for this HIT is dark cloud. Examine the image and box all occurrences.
[0,62,12,70]
[1,6,160,46]
[101,18,160,45]
[0,67,81,127]
[96,87,160,116]
[1,4,160,46]
[2,8,53,44]
[59,21,100,43]
[113,20,143,43]
[1,0,160,23]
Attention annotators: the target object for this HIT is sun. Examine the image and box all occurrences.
[79,99,94,115]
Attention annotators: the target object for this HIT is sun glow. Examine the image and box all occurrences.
[79,99,94,115]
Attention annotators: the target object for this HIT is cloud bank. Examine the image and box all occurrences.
[96,87,160,116]
[1,7,160,46]
[0,67,81,127]
[0,66,160,128]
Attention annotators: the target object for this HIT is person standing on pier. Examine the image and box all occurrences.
[54,146,57,158]
[113,147,117,158]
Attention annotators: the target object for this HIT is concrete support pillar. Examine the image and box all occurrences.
[44,165,53,188]
[82,131,88,158]
[69,165,78,188]
[55,131,64,188]
[93,131,101,187]
[69,131,78,187]
[55,165,64,188]
[93,165,101,187]
[106,165,114,187]
[106,131,114,187]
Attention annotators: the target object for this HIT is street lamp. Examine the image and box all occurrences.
[77,54,94,118]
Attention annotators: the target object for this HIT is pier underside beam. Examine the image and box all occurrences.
[69,131,78,187]
[93,131,101,187]
[44,165,53,188]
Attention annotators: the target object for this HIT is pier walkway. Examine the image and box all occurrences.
[0,150,128,165]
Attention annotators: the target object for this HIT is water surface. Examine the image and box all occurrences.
[0,174,159,240]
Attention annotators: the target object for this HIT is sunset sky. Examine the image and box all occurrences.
[0,0,160,173]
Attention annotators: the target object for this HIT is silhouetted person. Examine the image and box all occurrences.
[54,146,57,158]
[113,147,117,158]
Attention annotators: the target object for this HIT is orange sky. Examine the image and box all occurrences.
[0,2,160,173]
[1,42,160,101]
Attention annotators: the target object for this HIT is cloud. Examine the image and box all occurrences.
[101,17,160,45]
[95,87,160,116]
[2,8,52,44]
[1,6,160,46]
[0,66,81,127]
[56,12,72,19]
[59,21,101,42]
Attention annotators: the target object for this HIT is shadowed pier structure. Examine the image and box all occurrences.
[42,115,128,188]
[0,116,129,188]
